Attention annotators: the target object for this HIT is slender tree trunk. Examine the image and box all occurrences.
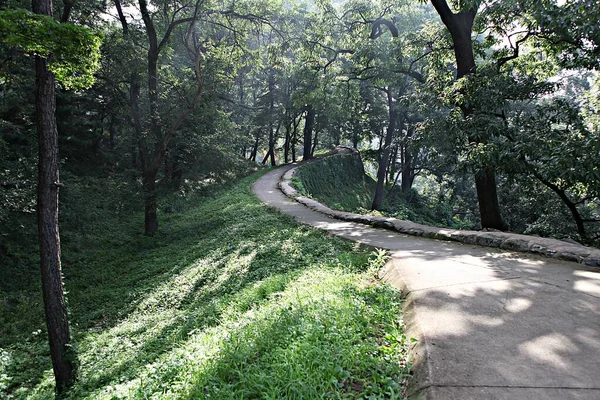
[291,113,300,163]
[284,121,290,164]
[400,154,414,193]
[372,89,397,210]
[401,125,415,193]
[311,129,318,156]
[267,72,277,167]
[250,130,260,162]
[164,150,172,183]
[33,0,76,393]
[303,105,315,160]
[387,144,398,186]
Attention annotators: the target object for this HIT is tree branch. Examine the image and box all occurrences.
[497,30,533,71]
[158,17,196,52]
[61,0,75,23]
[370,18,398,39]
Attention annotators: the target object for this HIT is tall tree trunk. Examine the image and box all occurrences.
[401,125,415,193]
[303,105,315,160]
[387,144,398,186]
[33,0,76,393]
[431,0,506,230]
[474,169,506,230]
[140,0,161,235]
[291,113,300,163]
[284,120,290,164]
[250,130,260,162]
[372,89,397,210]
[266,72,277,167]
[400,152,414,194]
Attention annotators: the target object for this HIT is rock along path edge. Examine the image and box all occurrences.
[252,164,600,400]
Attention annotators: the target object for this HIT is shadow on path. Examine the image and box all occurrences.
[253,165,600,400]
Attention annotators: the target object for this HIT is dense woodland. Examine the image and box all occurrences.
[1,0,600,396]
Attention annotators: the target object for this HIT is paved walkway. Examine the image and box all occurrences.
[252,165,600,400]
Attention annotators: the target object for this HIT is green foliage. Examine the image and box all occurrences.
[499,176,580,240]
[0,9,102,89]
[293,154,456,227]
[294,154,375,211]
[0,172,411,399]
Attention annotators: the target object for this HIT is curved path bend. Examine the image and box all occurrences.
[252,165,600,400]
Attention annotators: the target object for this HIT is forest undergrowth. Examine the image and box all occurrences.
[0,171,411,399]
[293,154,452,228]
[292,153,598,243]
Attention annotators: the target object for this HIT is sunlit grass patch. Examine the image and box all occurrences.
[1,172,410,399]
[72,268,408,400]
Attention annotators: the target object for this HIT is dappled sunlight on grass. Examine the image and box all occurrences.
[2,173,410,399]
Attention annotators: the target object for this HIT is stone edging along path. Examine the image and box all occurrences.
[279,148,600,268]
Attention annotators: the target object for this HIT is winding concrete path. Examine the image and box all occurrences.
[252,165,600,400]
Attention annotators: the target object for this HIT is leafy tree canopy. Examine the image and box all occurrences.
[0,8,102,89]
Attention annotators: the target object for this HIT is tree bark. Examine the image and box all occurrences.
[311,129,318,156]
[401,125,415,193]
[303,105,315,160]
[250,130,260,162]
[284,118,290,164]
[291,113,300,163]
[372,89,396,210]
[33,0,76,393]
[267,72,277,166]
[387,144,398,186]
[474,169,506,230]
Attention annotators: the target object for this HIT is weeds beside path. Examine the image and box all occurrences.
[1,171,410,399]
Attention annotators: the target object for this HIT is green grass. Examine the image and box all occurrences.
[0,172,411,399]
[293,154,450,227]
[293,155,376,212]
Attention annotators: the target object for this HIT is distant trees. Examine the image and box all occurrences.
[108,0,274,234]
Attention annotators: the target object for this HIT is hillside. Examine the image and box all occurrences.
[293,153,443,227]
[0,172,410,399]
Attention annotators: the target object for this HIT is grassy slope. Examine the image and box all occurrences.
[293,155,376,212]
[294,154,440,226]
[0,171,410,399]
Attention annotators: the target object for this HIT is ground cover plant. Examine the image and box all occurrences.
[293,154,443,227]
[0,172,411,399]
